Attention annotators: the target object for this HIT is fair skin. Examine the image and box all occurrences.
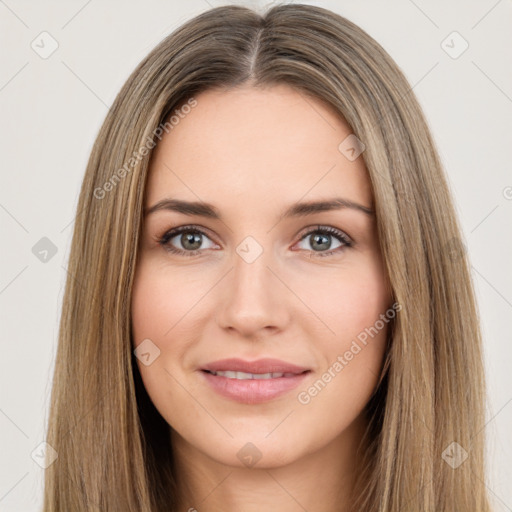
[131,84,392,512]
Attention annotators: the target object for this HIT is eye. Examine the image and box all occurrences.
[158,225,218,257]
[157,224,352,258]
[294,226,352,258]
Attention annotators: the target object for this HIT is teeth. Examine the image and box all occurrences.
[210,370,291,379]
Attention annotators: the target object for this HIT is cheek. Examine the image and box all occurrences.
[331,278,390,345]
[292,275,391,442]
[295,254,391,398]
[130,263,195,422]
[130,264,184,390]
[131,262,196,346]
[297,254,391,349]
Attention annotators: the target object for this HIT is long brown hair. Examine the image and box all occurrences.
[43,4,492,510]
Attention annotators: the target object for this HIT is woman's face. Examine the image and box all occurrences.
[131,84,393,469]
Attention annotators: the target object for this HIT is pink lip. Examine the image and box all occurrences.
[199,358,311,404]
[201,358,309,374]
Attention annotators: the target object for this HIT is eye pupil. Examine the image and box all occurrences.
[162,226,348,257]
[311,233,331,251]
[182,232,202,250]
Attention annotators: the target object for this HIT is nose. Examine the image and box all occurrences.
[214,242,291,339]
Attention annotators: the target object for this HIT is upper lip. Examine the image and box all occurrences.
[201,358,310,375]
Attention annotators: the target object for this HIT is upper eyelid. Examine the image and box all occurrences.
[159,224,352,246]
[161,224,219,244]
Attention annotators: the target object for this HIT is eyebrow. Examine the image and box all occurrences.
[144,197,374,220]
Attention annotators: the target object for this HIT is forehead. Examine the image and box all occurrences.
[145,84,372,212]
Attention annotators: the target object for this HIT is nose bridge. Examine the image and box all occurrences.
[233,236,270,294]
[215,233,290,335]
[232,234,275,307]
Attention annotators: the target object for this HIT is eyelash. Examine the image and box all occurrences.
[157,224,353,258]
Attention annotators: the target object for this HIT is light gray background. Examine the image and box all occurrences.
[1,1,511,510]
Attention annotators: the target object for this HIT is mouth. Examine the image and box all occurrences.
[202,370,303,379]
[199,358,311,404]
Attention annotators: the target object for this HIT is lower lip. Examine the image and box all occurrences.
[200,370,310,404]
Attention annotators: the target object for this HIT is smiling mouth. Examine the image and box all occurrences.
[200,368,311,404]
[202,370,305,379]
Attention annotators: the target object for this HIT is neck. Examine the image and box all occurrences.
[171,413,369,512]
